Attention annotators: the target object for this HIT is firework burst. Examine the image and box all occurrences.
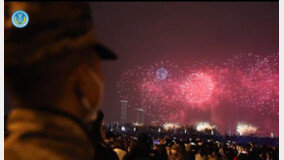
[223,53,279,115]
[195,122,216,132]
[117,61,185,121]
[163,122,180,130]
[236,122,258,136]
[117,53,279,124]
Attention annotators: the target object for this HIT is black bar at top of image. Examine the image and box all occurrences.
[3,0,280,2]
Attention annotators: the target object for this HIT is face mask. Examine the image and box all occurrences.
[75,68,104,124]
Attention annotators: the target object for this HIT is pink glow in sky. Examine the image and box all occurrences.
[117,53,279,135]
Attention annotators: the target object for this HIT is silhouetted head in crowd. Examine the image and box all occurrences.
[90,110,105,143]
[114,139,126,151]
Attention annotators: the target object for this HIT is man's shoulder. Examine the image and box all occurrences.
[5,146,22,160]
[5,134,63,160]
[5,133,93,160]
[5,108,95,160]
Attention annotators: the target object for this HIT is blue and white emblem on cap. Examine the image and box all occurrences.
[11,10,29,28]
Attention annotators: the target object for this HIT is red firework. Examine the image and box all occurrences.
[180,72,215,105]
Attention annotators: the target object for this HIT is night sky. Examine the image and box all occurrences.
[91,2,278,136]
[5,2,279,136]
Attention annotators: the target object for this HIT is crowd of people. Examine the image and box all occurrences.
[99,130,278,160]
[88,114,278,160]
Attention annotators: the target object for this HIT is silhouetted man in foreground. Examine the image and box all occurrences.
[5,2,117,160]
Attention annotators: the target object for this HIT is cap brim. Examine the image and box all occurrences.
[92,44,117,60]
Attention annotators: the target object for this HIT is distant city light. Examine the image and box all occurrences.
[121,126,126,131]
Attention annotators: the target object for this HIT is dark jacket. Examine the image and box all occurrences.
[5,108,95,160]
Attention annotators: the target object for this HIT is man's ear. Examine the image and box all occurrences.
[55,63,92,119]
[72,63,93,94]
[71,63,102,107]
